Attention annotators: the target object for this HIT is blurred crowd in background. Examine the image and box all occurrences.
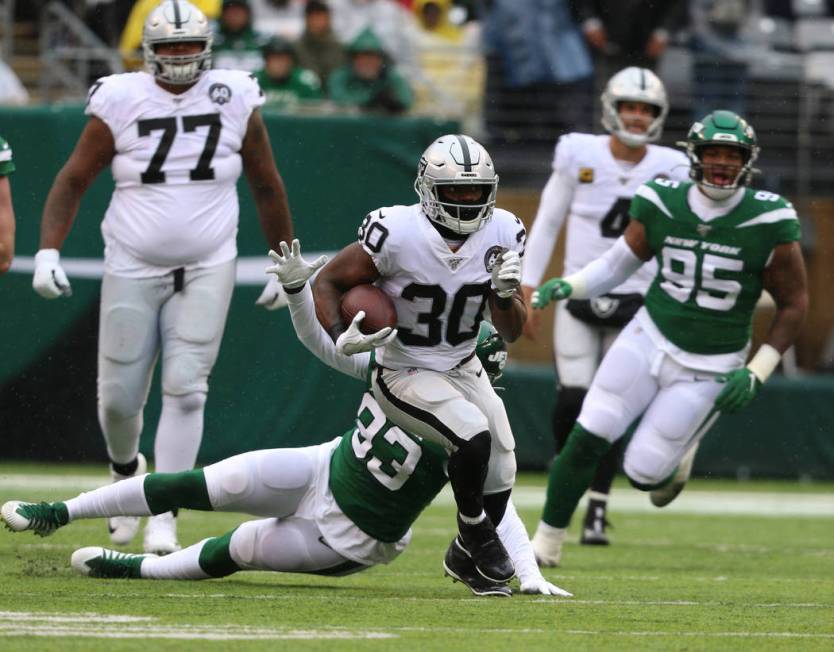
[3,0,834,129]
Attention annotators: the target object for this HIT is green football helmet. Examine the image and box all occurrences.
[679,110,760,200]
[476,321,507,384]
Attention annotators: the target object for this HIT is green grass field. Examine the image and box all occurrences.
[0,465,832,651]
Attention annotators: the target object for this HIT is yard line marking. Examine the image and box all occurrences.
[438,486,834,517]
[562,630,834,639]
[0,612,152,623]
[531,599,832,609]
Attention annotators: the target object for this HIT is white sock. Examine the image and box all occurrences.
[153,392,206,473]
[98,404,143,465]
[588,491,609,503]
[141,539,211,580]
[65,475,151,521]
[459,510,486,525]
[496,500,537,583]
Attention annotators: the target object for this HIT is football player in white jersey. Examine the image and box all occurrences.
[313,135,527,587]
[31,0,294,555]
[521,67,689,547]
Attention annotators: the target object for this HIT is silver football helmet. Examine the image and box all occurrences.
[601,67,669,148]
[414,134,498,235]
[143,0,212,85]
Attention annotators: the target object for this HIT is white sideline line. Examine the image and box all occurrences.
[1,475,833,517]
[8,255,335,286]
[563,630,834,640]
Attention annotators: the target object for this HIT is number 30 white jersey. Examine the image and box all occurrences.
[86,69,265,277]
[523,133,689,295]
[360,205,526,372]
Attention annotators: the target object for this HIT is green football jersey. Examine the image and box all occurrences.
[329,391,449,543]
[630,179,800,354]
[0,136,14,177]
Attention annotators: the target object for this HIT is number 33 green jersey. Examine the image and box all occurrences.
[630,179,800,355]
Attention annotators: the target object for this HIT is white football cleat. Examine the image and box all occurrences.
[144,511,181,555]
[107,453,147,545]
[650,442,700,508]
[71,546,154,579]
[531,522,567,567]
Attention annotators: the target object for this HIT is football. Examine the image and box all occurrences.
[340,284,398,335]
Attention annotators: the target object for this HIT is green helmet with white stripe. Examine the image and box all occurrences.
[680,110,760,200]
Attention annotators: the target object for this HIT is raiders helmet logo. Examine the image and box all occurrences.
[578,167,594,183]
[590,296,620,319]
[484,245,507,273]
[209,83,232,105]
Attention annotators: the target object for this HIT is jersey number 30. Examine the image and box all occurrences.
[137,114,222,184]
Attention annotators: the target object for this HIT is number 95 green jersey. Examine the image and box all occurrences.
[630,179,800,355]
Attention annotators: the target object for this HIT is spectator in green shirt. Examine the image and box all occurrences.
[327,28,414,115]
[0,135,15,274]
[213,0,268,72]
[255,37,323,110]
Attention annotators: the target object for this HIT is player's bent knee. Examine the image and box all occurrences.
[623,446,671,489]
[162,390,206,413]
[98,382,145,423]
[484,447,516,495]
[228,520,261,567]
[162,357,210,396]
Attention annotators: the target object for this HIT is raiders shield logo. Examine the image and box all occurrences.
[696,224,712,237]
[209,83,232,105]
[590,296,620,319]
[578,167,594,183]
[484,245,507,272]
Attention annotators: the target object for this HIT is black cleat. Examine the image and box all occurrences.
[443,538,512,597]
[580,499,611,546]
[457,514,515,583]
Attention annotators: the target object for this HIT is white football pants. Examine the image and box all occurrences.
[371,355,517,495]
[554,301,620,389]
[577,318,724,486]
[97,260,235,464]
[203,446,361,574]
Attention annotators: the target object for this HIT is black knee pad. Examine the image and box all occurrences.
[553,386,587,452]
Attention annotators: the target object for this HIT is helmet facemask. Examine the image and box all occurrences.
[414,134,499,235]
[600,67,669,148]
[144,38,212,85]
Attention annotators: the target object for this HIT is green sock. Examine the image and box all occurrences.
[52,502,69,526]
[198,529,241,578]
[143,470,212,514]
[541,424,612,528]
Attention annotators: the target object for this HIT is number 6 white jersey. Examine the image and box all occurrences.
[524,133,690,294]
[359,205,526,372]
[86,69,265,277]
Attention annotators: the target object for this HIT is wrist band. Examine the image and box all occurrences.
[746,343,781,383]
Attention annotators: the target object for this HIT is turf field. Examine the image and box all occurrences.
[0,464,831,651]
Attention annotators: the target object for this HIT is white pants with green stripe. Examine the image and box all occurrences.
[578,316,730,486]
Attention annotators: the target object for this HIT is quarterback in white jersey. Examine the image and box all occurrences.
[32,1,293,555]
[521,68,689,547]
[314,135,527,588]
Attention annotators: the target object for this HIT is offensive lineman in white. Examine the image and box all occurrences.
[314,135,527,587]
[521,68,689,547]
[31,0,293,554]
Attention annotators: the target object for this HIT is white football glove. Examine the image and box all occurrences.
[491,249,521,299]
[336,310,398,356]
[255,275,288,311]
[520,576,573,597]
[266,239,328,290]
[32,248,72,299]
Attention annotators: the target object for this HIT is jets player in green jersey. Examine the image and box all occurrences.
[528,110,808,566]
[2,240,569,598]
[0,135,16,274]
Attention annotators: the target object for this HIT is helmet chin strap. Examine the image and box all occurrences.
[697,182,738,201]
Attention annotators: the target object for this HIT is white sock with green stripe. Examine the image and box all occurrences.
[65,476,151,521]
[140,539,211,580]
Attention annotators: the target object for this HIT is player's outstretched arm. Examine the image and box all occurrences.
[312,242,380,342]
[241,109,293,251]
[715,242,808,413]
[0,176,14,274]
[532,220,651,309]
[34,116,115,298]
